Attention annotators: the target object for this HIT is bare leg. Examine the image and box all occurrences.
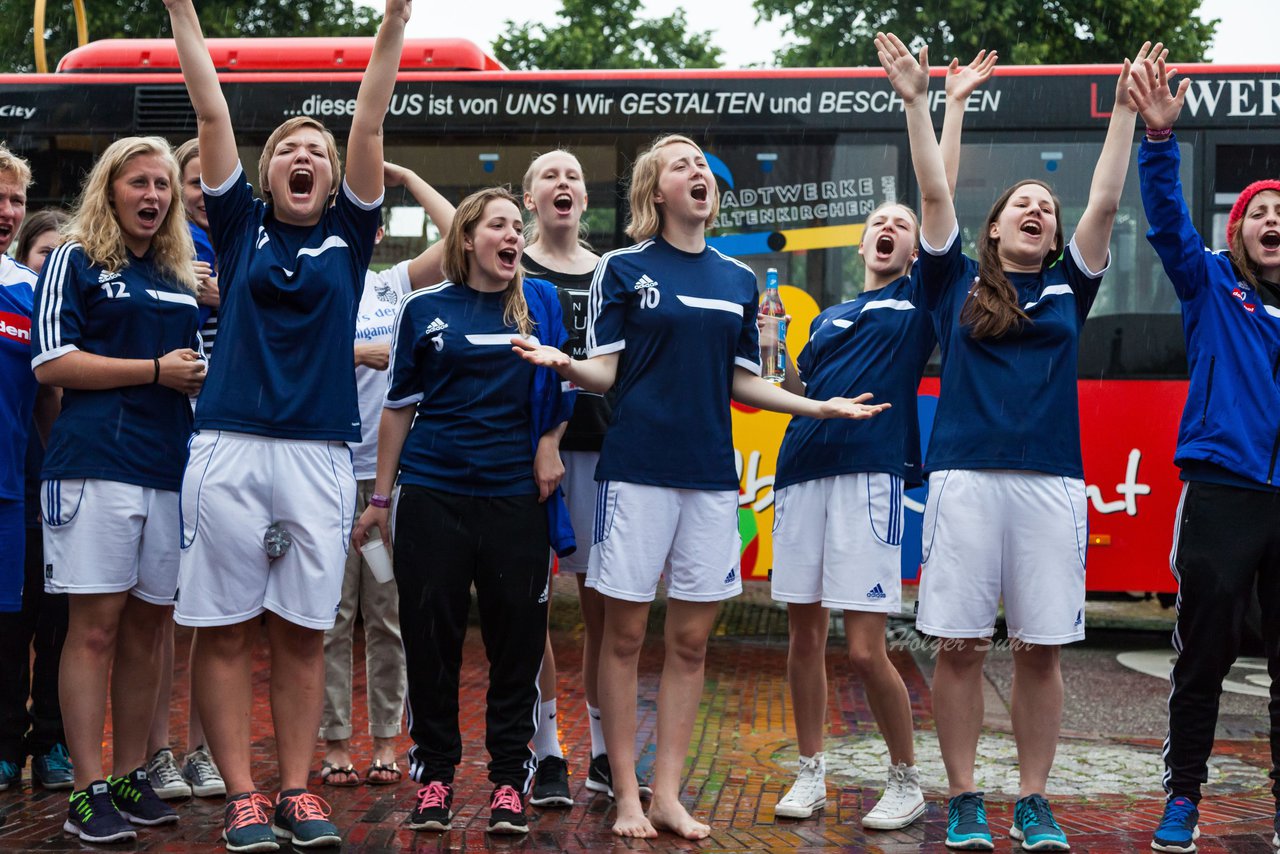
[192,622,256,796]
[267,614,326,792]
[932,639,988,796]
[61,592,128,788]
[646,598,718,841]
[786,603,829,757]
[538,632,557,706]
[844,611,915,765]
[186,633,207,750]
[597,596,655,838]
[109,598,171,776]
[575,574,606,707]
[1009,642,1063,797]
[146,620,175,757]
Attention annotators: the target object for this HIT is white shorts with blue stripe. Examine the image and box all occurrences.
[770,472,904,612]
[915,469,1088,645]
[586,481,741,603]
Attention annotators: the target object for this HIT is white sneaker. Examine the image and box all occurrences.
[145,748,192,800]
[775,753,826,819]
[862,761,926,830]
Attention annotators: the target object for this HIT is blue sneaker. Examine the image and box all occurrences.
[33,744,75,790]
[223,792,279,853]
[273,789,340,847]
[1151,796,1199,852]
[1010,793,1069,850]
[109,767,179,825]
[946,791,994,850]
[0,759,19,791]
[64,780,138,843]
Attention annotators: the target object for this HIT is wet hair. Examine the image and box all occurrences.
[962,179,1064,340]
[0,144,32,191]
[14,208,68,268]
[257,116,342,204]
[521,148,590,248]
[442,187,533,337]
[65,136,196,292]
[625,134,719,243]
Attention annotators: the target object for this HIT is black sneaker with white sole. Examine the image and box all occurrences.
[529,756,572,807]
[407,781,452,832]
[109,767,179,825]
[486,785,528,834]
[585,753,653,799]
[65,781,138,843]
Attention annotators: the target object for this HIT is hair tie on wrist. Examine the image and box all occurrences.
[1145,127,1173,141]
[153,358,161,384]
[369,493,392,508]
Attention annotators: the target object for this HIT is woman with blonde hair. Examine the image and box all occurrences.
[353,186,573,835]
[514,134,886,840]
[164,0,408,847]
[32,135,205,844]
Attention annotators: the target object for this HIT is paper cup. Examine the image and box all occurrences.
[361,537,394,584]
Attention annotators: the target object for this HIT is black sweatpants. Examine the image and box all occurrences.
[394,485,549,790]
[0,525,68,763]
[1164,480,1280,803]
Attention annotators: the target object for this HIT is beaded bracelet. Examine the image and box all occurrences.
[369,493,392,508]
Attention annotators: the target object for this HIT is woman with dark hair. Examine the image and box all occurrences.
[881,31,1146,850]
[32,135,205,844]
[1128,56,1280,854]
[353,186,573,836]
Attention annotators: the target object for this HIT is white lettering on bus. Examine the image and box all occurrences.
[735,449,775,512]
[1184,79,1280,118]
[1086,448,1150,516]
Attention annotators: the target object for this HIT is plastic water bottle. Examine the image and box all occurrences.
[760,268,787,383]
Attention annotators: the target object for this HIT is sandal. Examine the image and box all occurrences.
[364,759,402,786]
[320,759,360,787]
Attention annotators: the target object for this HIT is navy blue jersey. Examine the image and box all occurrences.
[190,221,219,360]
[587,237,760,490]
[775,271,936,490]
[920,227,1106,478]
[385,279,541,497]
[0,256,38,501]
[32,243,200,490]
[195,166,380,441]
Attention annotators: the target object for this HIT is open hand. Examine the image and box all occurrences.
[511,337,570,369]
[945,49,998,102]
[1128,49,1190,131]
[817,392,891,420]
[875,32,929,106]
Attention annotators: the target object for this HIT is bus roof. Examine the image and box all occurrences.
[56,37,507,74]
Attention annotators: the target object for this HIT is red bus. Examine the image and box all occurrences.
[5,38,1278,594]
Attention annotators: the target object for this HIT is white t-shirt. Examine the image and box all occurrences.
[351,261,412,479]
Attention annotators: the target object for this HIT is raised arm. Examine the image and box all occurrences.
[164,0,238,187]
[1128,52,1191,138]
[877,32,955,249]
[384,162,454,289]
[345,0,410,204]
[1073,43,1154,272]
[941,50,998,197]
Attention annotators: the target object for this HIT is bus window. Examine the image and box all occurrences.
[1210,143,1280,252]
[946,139,1189,379]
[704,140,901,308]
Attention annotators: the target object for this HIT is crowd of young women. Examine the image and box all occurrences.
[1,16,1277,853]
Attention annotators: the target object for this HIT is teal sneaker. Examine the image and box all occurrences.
[273,789,340,847]
[0,759,19,791]
[32,743,75,790]
[1010,793,1068,850]
[1151,796,1199,853]
[946,791,994,850]
[223,792,279,853]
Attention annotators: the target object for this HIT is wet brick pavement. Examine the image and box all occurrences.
[0,587,1275,852]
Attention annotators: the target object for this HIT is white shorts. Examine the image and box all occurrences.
[559,451,599,575]
[42,479,181,605]
[771,473,903,612]
[175,431,357,630]
[915,469,1088,645]
[586,481,742,603]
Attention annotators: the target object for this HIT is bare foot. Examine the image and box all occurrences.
[612,794,658,838]
[323,740,352,770]
[648,797,711,841]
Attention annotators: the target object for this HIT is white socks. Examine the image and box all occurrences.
[587,703,605,758]
[532,699,563,760]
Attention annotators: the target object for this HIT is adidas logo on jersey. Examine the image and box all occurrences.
[425,317,449,334]
[724,566,737,585]
[633,274,659,291]
[98,269,122,284]
[866,583,887,600]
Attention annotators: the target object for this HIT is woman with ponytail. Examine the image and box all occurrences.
[352,187,573,837]
[880,32,1147,850]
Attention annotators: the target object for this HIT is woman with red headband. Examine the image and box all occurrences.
[1129,55,1280,854]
